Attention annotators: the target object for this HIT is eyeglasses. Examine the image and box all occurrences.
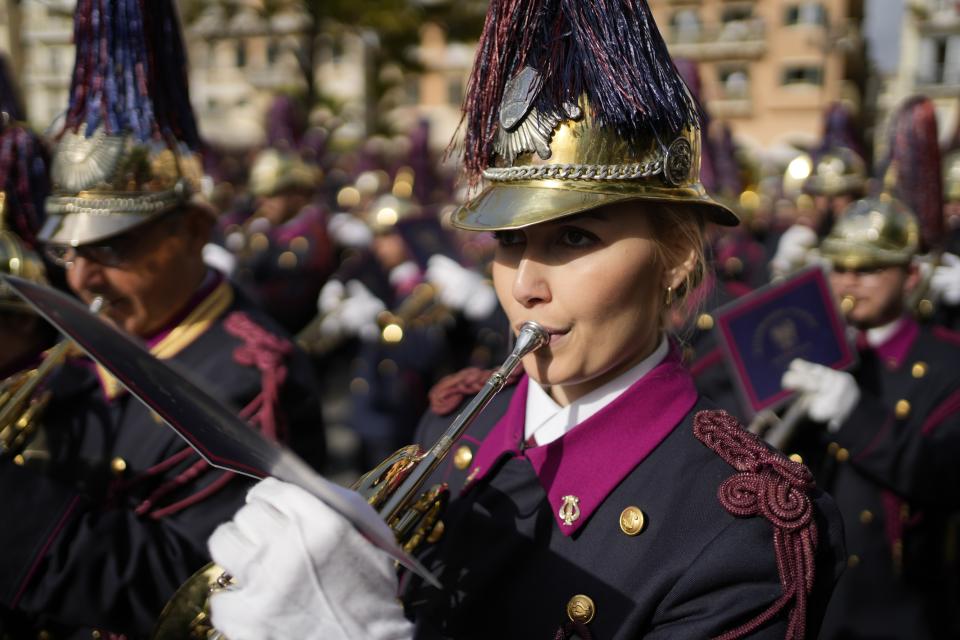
[44,211,185,269]
[45,240,139,268]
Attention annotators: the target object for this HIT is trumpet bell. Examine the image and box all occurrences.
[352,444,449,552]
[152,563,225,640]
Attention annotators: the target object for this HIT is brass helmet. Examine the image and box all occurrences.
[820,197,919,270]
[249,149,319,198]
[39,0,211,248]
[0,196,47,312]
[803,147,867,197]
[943,148,960,204]
[452,1,736,231]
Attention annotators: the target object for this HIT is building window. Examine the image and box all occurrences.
[781,65,823,86]
[722,5,753,23]
[919,35,960,85]
[784,3,828,27]
[718,66,751,99]
[670,9,702,44]
[236,41,247,68]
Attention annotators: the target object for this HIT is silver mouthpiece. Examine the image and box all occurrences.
[514,321,550,358]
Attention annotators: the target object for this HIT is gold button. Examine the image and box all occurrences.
[827,442,840,456]
[559,495,582,526]
[110,457,127,475]
[453,445,473,470]
[918,299,934,318]
[289,236,309,253]
[835,447,850,463]
[619,506,646,536]
[349,377,370,394]
[911,362,927,378]
[566,594,596,624]
[249,232,269,252]
[788,453,803,464]
[38,632,51,640]
[92,631,102,639]
[13,454,25,466]
[377,359,398,376]
[859,510,874,524]
[696,313,715,331]
[278,250,298,269]
[847,554,860,568]
[895,399,911,419]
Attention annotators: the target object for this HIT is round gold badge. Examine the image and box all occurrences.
[566,594,596,625]
[619,506,645,536]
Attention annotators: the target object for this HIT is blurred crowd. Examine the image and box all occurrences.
[1,0,960,632]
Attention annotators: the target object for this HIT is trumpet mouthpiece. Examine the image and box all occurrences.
[514,321,550,358]
[840,295,856,315]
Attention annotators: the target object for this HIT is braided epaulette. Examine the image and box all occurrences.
[693,410,818,640]
[428,367,524,416]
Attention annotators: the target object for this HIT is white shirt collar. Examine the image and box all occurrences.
[865,316,905,348]
[524,336,670,446]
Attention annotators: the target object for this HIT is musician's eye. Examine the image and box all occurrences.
[557,227,599,248]
[493,230,525,247]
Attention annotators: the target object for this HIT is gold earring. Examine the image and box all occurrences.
[664,286,673,307]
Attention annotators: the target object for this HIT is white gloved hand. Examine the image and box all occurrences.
[318,279,386,341]
[781,359,860,432]
[931,252,960,306]
[770,225,818,278]
[203,243,237,277]
[329,212,374,248]
[426,255,498,321]
[209,478,414,640]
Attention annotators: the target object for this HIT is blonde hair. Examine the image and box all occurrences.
[646,204,709,326]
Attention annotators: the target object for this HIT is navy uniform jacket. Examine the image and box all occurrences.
[0,278,325,638]
[405,346,845,639]
[792,317,960,639]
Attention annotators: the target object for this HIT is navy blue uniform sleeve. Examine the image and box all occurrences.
[648,491,845,639]
[0,458,249,635]
[832,384,960,508]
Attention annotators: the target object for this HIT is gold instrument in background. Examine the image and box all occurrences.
[153,321,550,639]
[296,281,445,355]
[0,297,105,461]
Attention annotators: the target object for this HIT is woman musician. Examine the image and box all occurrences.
[208,1,845,638]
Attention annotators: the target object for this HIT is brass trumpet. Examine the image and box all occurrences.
[153,321,550,639]
[0,297,104,460]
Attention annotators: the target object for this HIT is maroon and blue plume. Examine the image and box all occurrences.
[885,96,943,251]
[461,0,700,181]
[64,0,199,149]
[816,102,863,159]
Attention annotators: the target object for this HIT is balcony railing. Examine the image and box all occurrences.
[665,19,767,60]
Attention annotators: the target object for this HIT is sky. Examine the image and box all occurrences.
[864,0,905,75]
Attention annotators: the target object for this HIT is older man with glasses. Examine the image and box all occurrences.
[0,1,325,637]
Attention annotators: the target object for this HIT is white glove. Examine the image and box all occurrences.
[781,359,860,432]
[203,243,237,276]
[209,478,414,640]
[931,252,960,305]
[318,279,386,341]
[329,212,374,248]
[426,255,498,321]
[770,225,818,278]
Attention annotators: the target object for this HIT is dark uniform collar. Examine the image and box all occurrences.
[466,343,698,536]
[865,315,919,370]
